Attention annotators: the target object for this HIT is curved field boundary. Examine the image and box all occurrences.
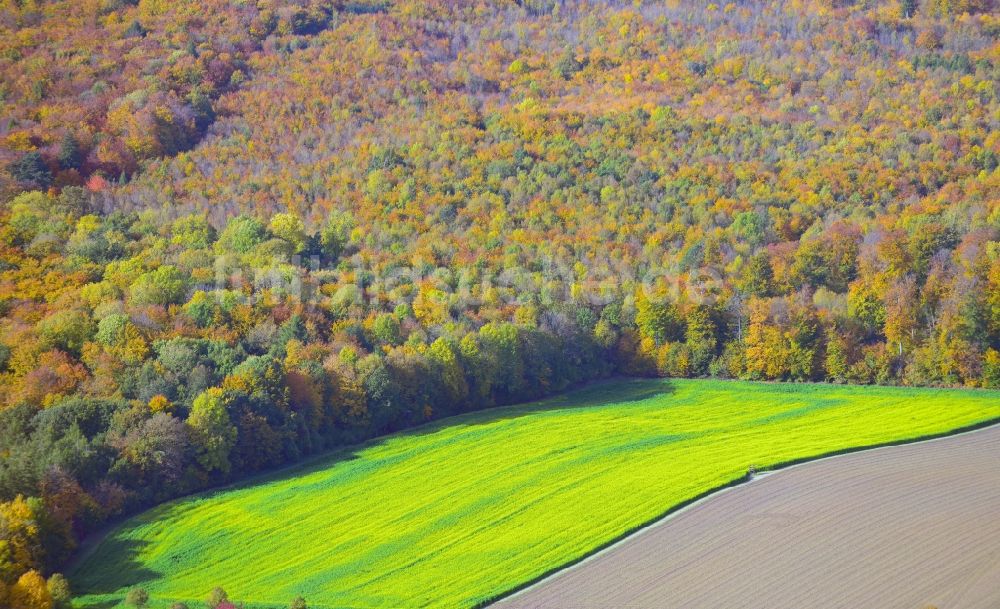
[491,419,1000,609]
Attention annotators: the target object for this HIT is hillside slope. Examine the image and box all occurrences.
[1,0,999,595]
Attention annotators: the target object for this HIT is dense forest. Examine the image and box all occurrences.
[0,0,998,602]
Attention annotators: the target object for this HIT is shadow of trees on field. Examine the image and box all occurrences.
[427,377,675,430]
[70,535,159,596]
[218,378,674,486]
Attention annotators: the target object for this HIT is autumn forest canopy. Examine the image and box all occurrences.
[0,0,998,603]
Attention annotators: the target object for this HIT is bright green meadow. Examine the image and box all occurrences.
[71,379,1000,608]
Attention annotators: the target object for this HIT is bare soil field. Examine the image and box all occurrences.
[493,424,1000,609]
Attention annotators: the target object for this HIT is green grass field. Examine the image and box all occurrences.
[71,379,1000,609]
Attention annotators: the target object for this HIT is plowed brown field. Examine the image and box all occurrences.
[494,424,1000,609]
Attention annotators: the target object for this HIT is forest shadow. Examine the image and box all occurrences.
[395,377,675,437]
[70,534,160,596]
[215,378,675,487]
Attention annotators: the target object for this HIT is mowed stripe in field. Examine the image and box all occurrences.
[495,423,1000,609]
[71,380,1000,609]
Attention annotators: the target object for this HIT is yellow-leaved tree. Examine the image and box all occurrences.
[9,570,52,609]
